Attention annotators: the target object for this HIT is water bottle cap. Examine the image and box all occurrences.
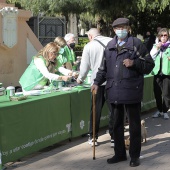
[6,86,15,90]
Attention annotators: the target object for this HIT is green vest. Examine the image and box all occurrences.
[151,47,170,75]
[56,49,68,75]
[56,54,67,75]
[64,45,76,70]
[19,56,48,91]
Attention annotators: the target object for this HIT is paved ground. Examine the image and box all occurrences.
[4,109,170,170]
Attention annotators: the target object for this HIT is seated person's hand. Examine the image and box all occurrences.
[72,72,79,79]
[62,76,71,82]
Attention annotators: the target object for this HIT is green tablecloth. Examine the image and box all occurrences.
[70,87,109,138]
[142,75,156,112]
[70,88,90,138]
[0,75,156,164]
[0,92,71,164]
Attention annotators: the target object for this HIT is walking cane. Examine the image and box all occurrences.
[92,90,96,160]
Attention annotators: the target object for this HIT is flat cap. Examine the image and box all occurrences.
[112,18,129,27]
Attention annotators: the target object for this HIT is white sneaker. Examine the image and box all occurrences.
[88,138,98,146]
[152,111,162,118]
[164,113,169,119]
[160,112,164,116]
[110,139,115,147]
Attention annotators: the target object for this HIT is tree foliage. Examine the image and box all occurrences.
[6,0,170,36]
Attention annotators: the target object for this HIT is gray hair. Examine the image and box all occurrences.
[64,33,75,42]
[86,28,101,37]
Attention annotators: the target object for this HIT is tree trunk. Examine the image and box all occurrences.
[67,13,78,42]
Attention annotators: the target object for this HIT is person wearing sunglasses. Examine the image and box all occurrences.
[19,42,71,91]
[151,28,170,119]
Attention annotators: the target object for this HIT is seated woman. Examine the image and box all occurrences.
[19,42,71,91]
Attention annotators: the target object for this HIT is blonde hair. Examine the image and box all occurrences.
[158,28,169,41]
[54,36,66,47]
[36,42,59,60]
[36,42,59,72]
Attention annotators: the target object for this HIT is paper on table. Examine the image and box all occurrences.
[15,92,23,96]
[23,90,42,96]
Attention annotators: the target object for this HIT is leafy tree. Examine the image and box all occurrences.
[6,0,170,37]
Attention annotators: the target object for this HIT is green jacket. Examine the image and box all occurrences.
[19,56,48,91]
[151,47,170,75]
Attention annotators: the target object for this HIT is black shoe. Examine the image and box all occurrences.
[130,158,140,167]
[107,155,127,164]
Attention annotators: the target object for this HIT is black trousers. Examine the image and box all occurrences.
[111,103,141,159]
[89,86,106,139]
[153,75,170,113]
[106,96,114,140]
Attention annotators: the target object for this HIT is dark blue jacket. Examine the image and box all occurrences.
[94,35,155,104]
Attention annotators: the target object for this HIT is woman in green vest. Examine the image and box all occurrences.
[150,28,170,119]
[19,42,71,91]
[54,36,79,78]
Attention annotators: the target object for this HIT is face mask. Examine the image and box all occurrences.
[115,29,128,39]
[59,48,64,54]
[69,43,75,49]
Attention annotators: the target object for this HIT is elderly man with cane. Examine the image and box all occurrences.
[91,18,154,167]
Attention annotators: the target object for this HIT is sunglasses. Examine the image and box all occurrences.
[160,34,168,37]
